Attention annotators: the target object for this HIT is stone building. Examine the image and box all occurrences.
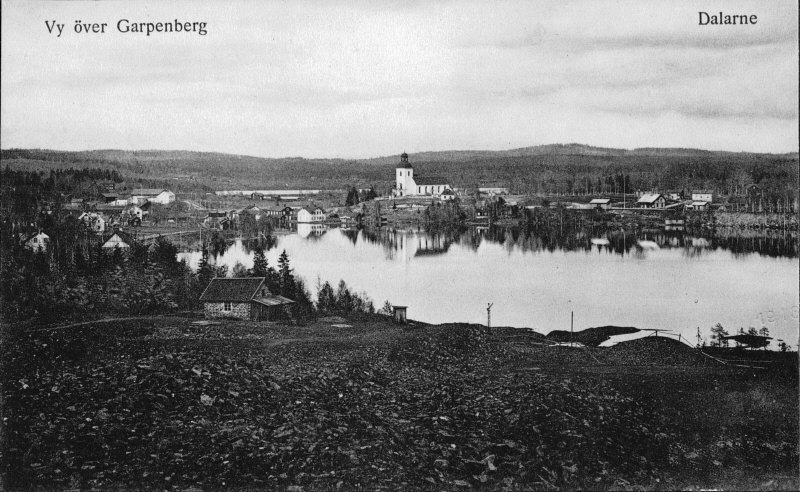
[199,277,294,321]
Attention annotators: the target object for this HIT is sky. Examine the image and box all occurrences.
[1,0,798,158]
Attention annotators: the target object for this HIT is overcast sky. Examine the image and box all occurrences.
[2,0,797,158]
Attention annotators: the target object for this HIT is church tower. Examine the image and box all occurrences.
[395,152,414,196]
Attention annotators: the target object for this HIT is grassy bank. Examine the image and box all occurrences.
[2,317,797,490]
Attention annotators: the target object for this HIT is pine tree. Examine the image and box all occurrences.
[252,248,269,278]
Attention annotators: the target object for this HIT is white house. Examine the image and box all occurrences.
[131,188,175,205]
[297,207,313,223]
[102,231,134,250]
[23,232,50,252]
[637,193,666,209]
[78,212,107,233]
[440,189,456,201]
[394,153,452,197]
[589,198,612,210]
[691,191,713,203]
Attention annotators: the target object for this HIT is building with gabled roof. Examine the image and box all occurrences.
[102,230,136,250]
[199,277,294,320]
[130,188,175,205]
[637,193,666,209]
[22,232,50,252]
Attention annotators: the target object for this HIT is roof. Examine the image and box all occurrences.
[102,230,135,248]
[397,153,413,169]
[199,277,266,302]
[691,201,708,206]
[637,193,663,203]
[589,198,611,204]
[441,189,455,195]
[131,188,168,196]
[692,190,713,194]
[414,176,449,186]
[252,295,295,307]
[102,193,119,198]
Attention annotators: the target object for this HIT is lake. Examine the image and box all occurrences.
[178,225,800,347]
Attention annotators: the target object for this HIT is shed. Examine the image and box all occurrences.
[392,305,408,324]
[199,277,294,321]
[589,198,611,210]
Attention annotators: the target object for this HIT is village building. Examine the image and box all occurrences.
[440,189,456,201]
[79,212,107,233]
[102,230,135,250]
[203,211,232,230]
[394,153,452,197]
[23,232,50,252]
[199,277,294,321]
[297,206,326,223]
[478,187,510,196]
[130,188,176,205]
[589,198,612,210]
[691,190,713,203]
[636,193,666,209]
[688,201,709,211]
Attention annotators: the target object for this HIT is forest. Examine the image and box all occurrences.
[2,147,797,203]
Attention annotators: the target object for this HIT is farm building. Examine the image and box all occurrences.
[130,188,176,205]
[199,277,294,321]
[688,201,709,211]
[637,193,666,209]
[394,153,453,197]
[589,198,611,210]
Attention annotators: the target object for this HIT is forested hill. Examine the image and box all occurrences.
[1,146,797,197]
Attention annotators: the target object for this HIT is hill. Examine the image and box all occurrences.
[2,145,797,196]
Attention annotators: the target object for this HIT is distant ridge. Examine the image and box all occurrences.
[2,144,797,165]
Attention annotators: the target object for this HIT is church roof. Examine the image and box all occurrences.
[414,176,448,186]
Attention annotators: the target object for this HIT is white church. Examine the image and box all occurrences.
[394,152,452,197]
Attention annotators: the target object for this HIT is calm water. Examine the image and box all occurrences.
[178,225,800,347]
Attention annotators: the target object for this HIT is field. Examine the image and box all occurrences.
[1,316,797,490]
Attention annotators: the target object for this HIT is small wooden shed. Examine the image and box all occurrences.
[392,306,408,324]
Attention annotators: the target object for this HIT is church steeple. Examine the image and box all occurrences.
[397,152,413,169]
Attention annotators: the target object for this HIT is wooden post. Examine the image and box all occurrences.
[486,303,493,333]
[570,310,574,346]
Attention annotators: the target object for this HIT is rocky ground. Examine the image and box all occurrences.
[1,316,797,490]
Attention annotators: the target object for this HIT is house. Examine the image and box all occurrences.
[478,187,510,196]
[688,201,709,211]
[666,190,685,201]
[124,204,144,220]
[23,232,50,252]
[394,153,453,197]
[440,189,456,201]
[691,190,713,203]
[102,230,135,250]
[312,206,326,222]
[637,193,666,209]
[79,212,107,233]
[589,198,611,210]
[203,211,231,230]
[297,207,313,223]
[131,188,175,205]
[102,193,119,203]
[199,277,294,321]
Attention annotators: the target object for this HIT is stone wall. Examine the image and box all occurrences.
[204,302,251,319]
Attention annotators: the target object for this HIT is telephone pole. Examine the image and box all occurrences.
[486,303,493,334]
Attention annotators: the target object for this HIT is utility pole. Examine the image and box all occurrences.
[571,310,574,346]
[486,303,493,334]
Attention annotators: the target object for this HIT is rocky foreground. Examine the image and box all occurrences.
[2,317,797,490]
